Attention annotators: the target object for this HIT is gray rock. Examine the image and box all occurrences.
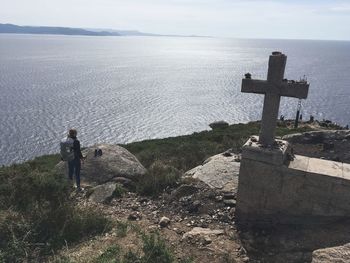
[188,200,201,213]
[215,195,224,202]
[199,235,212,245]
[283,130,350,144]
[89,182,117,203]
[223,199,236,207]
[312,243,350,263]
[209,120,229,130]
[159,216,171,227]
[184,153,240,191]
[56,144,146,185]
[113,177,132,186]
[170,184,199,200]
[182,227,224,241]
[223,192,236,199]
[128,211,142,221]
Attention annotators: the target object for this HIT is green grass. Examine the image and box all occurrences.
[93,245,122,263]
[123,122,315,195]
[0,161,111,262]
[135,161,182,196]
[124,122,314,173]
[116,221,129,238]
[93,231,193,263]
[124,122,317,196]
[140,232,174,263]
[113,183,127,198]
[0,121,319,260]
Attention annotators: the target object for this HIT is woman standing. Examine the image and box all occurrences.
[67,129,84,191]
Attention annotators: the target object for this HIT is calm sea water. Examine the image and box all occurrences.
[1,34,350,165]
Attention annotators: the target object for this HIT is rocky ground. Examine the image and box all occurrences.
[283,130,350,163]
[58,181,245,263]
[54,128,350,263]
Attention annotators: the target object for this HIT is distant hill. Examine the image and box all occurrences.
[0,23,209,37]
[0,23,120,36]
[86,28,208,37]
[85,28,161,37]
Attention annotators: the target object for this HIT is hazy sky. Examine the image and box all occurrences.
[1,0,350,40]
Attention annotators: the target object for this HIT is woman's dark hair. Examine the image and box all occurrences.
[68,129,77,138]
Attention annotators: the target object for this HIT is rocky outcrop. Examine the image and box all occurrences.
[56,144,146,185]
[184,152,240,192]
[283,130,350,163]
[209,120,229,130]
[283,130,350,144]
[312,244,350,263]
[88,182,117,203]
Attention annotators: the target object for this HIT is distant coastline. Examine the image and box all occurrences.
[0,23,121,36]
[0,23,208,37]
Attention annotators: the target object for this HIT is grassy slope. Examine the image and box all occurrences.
[123,122,314,171]
[0,122,315,176]
[0,121,320,261]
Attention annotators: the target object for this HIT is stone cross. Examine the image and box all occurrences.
[241,52,309,146]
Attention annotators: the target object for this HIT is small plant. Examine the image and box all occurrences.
[92,231,192,263]
[221,252,237,263]
[93,245,121,263]
[116,221,129,237]
[123,250,141,263]
[179,258,194,263]
[141,232,174,263]
[51,256,75,263]
[113,183,126,198]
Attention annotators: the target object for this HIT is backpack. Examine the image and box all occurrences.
[60,137,75,161]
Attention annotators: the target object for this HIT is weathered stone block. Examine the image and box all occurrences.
[343,163,350,180]
[307,158,343,178]
[237,150,350,224]
[242,137,290,165]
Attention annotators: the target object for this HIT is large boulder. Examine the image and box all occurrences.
[312,243,350,263]
[184,152,240,192]
[56,144,146,185]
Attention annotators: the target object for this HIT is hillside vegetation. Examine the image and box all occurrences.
[0,121,316,262]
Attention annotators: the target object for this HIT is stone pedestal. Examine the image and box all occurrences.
[242,136,291,166]
[236,138,350,225]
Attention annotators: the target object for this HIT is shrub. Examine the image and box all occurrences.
[113,183,126,198]
[222,253,237,263]
[92,231,192,263]
[55,207,111,245]
[123,250,140,263]
[141,232,174,263]
[135,161,181,196]
[93,245,122,263]
[0,163,111,262]
[116,221,129,237]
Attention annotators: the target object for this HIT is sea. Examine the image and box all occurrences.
[1,34,350,165]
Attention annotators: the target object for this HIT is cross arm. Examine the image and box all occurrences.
[279,81,309,99]
[241,79,269,94]
[242,78,309,99]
